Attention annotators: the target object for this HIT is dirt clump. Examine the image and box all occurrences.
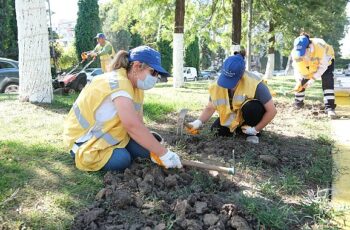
[259,154,279,166]
[71,159,252,229]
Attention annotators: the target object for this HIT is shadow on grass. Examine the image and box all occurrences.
[0,93,78,115]
[0,140,103,229]
[155,83,173,88]
[0,94,17,102]
[229,130,334,190]
[36,94,79,114]
[232,191,345,229]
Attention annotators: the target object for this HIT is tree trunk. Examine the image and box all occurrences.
[16,0,53,103]
[264,20,275,79]
[173,0,185,88]
[284,54,293,76]
[231,0,241,55]
[246,0,253,70]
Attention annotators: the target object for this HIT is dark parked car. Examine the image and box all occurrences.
[199,71,211,80]
[200,70,218,80]
[0,58,19,93]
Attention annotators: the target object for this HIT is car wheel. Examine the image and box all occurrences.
[4,83,19,94]
[68,88,76,94]
[77,81,85,91]
[184,77,187,82]
[194,77,198,81]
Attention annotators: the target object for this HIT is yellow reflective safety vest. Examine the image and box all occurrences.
[94,40,115,61]
[292,38,334,79]
[209,71,262,132]
[63,68,144,171]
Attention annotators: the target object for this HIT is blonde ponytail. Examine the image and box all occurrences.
[110,50,129,70]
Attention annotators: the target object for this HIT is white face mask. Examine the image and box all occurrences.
[136,74,157,90]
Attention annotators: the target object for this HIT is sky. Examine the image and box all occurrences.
[50,0,78,25]
[50,0,350,57]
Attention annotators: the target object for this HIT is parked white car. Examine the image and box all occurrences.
[183,67,198,81]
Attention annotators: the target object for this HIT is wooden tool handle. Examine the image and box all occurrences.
[181,159,235,175]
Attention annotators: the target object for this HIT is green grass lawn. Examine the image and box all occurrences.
[0,77,342,229]
[0,94,103,229]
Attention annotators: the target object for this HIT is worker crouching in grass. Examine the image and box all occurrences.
[64,46,182,171]
[188,53,277,143]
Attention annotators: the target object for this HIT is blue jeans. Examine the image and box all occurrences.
[70,139,150,171]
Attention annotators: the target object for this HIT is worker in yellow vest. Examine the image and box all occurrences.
[90,33,115,73]
[291,33,336,118]
[64,46,182,171]
[188,54,277,142]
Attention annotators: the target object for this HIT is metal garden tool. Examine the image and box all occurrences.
[176,108,199,136]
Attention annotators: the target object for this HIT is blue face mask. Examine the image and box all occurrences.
[137,74,157,90]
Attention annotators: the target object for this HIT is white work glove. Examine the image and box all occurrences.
[188,119,202,130]
[241,125,259,136]
[305,79,315,88]
[89,52,98,57]
[150,149,182,169]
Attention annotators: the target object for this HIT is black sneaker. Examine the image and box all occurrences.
[293,101,304,109]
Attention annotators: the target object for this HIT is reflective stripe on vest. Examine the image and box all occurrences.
[73,103,90,129]
[212,98,228,106]
[222,113,236,127]
[232,95,246,103]
[93,129,120,145]
[109,78,119,90]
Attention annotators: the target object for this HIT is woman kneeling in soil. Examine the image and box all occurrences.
[188,53,277,141]
[64,46,182,171]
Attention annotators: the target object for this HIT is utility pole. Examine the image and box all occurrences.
[246,0,253,70]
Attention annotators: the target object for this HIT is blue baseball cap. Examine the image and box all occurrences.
[293,35,309,57]
[128,45,169,76]
[217,55,245,89]
[95,33,106,39]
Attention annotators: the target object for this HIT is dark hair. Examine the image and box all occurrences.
[300,32,310,39]
[234,49,246,58]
